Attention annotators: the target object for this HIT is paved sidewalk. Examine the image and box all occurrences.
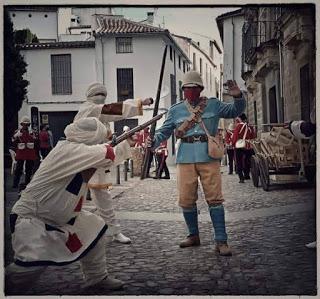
[4,165,317,296]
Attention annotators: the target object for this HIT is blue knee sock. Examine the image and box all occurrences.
[182,206,199,236]
[209,204,228,242]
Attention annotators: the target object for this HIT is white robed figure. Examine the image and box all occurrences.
[6,117,128,294]
[74,82,153,244]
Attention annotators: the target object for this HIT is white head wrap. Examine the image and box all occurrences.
[64,117,108,145]
[86,82,107,105]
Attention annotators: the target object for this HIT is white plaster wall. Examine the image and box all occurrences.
[9,10,58,41]
[58,8,72,36]
[21,47,96,103]
[222,15,246,92]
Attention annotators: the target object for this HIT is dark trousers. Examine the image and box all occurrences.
[235,149,255,180]
[156,154,170,178]
[13,160,35,187]
[40,148,50,159]
[226,148,235,174]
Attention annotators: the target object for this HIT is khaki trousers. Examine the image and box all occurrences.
[177,161,224,208]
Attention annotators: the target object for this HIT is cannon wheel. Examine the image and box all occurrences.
[250,155,260,187]
[258,156,270,191]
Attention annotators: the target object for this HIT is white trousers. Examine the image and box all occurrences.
[90,188,121,236]
[6,236,108,293]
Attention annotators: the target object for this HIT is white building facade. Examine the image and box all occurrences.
[11,8,190,163]
[216,9,246,98]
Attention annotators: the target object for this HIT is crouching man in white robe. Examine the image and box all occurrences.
[75,82,153,244]
[5,117,129,294]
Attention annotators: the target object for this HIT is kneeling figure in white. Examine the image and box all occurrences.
[6,117,130,294]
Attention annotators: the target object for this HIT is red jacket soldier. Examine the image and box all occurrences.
[12,116,38,188]
[232,113,256,183]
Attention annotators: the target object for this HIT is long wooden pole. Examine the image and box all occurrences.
[141,45,168,179]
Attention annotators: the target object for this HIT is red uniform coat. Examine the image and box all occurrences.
[12,129,38,160]
[232,122,256,149]
[225,130,233,149]
[39,130,50,149]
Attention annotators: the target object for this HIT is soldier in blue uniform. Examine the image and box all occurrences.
[148,71,245,256]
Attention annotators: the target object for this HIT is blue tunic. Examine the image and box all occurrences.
[153,97,246,164]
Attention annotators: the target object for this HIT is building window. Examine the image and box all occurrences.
[116,37,133,53]
[170,46,173,61]
[51,54,72,95]
[28,14,32,18]
[170,74,177,105]
[199,58,203,75]
[44,14,48,18]
[179,80,183,99]
[12,13,16,17]
[205,63,208,86]
[117,68,134,101]
[268,86,278,123]
[300,63,311,121]
[178,56,181,69]
[193,53,196,70]
[183,61,186,73]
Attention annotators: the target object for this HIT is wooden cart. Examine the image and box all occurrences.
[250,126,315,191]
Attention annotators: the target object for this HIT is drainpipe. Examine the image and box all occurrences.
[100,35,105,85]
[232,17,235,80]
[278,38,284,122]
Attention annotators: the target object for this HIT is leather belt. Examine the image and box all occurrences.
[181,135,208,143]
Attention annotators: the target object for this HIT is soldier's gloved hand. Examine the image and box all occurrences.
[142,98,153,106]
[146,136,154,148]
[105,144,115,161]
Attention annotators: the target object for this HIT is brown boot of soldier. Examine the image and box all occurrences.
[215,242,232,256]
[179,235,200,248]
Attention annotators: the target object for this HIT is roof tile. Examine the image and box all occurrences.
[96,16,165,35]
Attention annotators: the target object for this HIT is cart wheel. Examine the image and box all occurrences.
[250,155,260,187]
[258,156,270,191]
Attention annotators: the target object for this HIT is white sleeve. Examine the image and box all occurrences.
[99,99,143,122]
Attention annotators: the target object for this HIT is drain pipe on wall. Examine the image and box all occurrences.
[100,36,105,85]
[232,17,235,80]
[278,38,284,122]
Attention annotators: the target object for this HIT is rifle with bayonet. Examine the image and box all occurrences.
[141,45,168,179]
[110,112,167,147]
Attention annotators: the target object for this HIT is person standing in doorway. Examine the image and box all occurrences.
[39,124,52,159]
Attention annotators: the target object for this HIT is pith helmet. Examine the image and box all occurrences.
[20,115,31,124]
[181,71,204,89]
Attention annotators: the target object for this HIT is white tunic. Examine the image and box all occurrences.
[74,99,143,188]
[11,140,113,266]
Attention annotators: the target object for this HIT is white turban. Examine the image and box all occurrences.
[64,117,108,145]
[86,82,107,104]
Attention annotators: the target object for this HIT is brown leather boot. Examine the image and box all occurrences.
[179,235,200,248]
[215,242,232,256]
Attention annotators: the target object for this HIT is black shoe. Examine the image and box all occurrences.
[239,179,245,183]
[244,176,250,180]
[162,176,170,179]
[153,176,160,180]
[228,172,233,175]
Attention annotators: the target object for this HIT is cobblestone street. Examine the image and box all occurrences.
[4,165,316,296]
